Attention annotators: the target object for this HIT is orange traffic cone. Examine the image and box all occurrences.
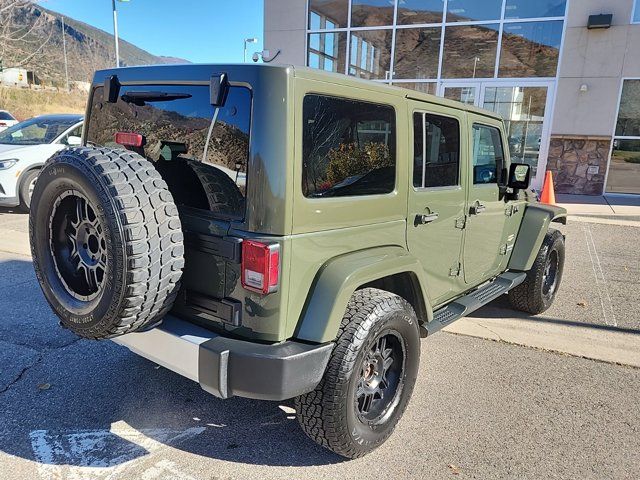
[540,171,556,205]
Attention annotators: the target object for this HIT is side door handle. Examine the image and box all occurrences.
[415,212,439,226]
[470,203,486,215]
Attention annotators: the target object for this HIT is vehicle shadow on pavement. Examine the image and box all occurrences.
[475,296,640,335]
[0,206,25,215]
[0,258,344,470]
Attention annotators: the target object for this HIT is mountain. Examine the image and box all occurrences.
[0,1,190,87]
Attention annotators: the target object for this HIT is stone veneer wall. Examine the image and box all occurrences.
[545,135,611,195]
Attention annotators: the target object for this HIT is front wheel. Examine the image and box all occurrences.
[295,288,421,459]
[509,228,565,315]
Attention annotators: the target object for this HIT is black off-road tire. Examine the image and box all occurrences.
[29,147,184,339]
[509,228,565,315]
[295,288,421,459]
[183,159,244,216]
[19,168,40,211]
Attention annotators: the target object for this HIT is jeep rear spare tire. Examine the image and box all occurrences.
[29,147,184,339]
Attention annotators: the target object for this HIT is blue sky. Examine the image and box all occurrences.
[37,0,265,63]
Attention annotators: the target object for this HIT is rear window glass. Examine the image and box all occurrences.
[302,95,396,198]
[0,111,15,120]
[86,84,251,219]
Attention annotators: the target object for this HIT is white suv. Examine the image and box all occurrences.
[0,110,18,132]
[0,114,83,210]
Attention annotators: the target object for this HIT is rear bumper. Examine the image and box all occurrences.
[113,315,333,401]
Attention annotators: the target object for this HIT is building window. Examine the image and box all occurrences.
[309,0,349,29]
[393,82,437,94]
[397,0,444,25]
[393,27,441,79]
[413,113,460,188]
[308,32,347,72]
[305,0,567,81]
[499,21,563,78]
[607,79,640,194]
[504,0,566,19]
[447,0,503,22]
[349,30,393,80]
[442,24,500,79]
[302,95,396,197]
[351,0,395,27]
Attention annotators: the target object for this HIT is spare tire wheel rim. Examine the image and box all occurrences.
[49,189,107,302]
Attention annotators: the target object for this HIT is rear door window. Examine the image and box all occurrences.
[413,112,460,188]
[86,84,251,219]
[302,95,396,197]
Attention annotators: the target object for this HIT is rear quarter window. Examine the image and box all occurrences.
[302,95,396,198]
[86,84,251,219]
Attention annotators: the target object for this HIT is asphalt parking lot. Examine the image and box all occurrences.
[0,209,639,479]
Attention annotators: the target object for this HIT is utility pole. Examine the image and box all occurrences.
[61,16,69,92]
[112,0,120,67]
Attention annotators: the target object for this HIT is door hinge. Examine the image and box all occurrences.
[505,204,520,217]
[449,262,462,277]
[499,243,514,255]
[455,216,466,229]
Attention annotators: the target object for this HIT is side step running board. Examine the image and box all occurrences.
[425,271,526,336]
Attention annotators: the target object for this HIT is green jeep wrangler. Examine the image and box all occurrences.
[29,64,566,458]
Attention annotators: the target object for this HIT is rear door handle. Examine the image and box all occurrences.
[470,203,486,215]
[415,212,439,226]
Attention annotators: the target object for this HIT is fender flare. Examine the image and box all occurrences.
[508,203,567,271]
[293,246,433,344]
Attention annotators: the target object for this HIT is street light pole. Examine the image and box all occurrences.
[243,37,258,63]
[61,16,69,92]
[112,0,120,67]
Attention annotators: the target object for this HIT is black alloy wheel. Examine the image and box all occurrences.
[49,190,107,301]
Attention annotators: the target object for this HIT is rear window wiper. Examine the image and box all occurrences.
[121,91,192,105]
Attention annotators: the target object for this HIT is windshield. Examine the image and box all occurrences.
[0,117,77,145]
[0,112,15,121]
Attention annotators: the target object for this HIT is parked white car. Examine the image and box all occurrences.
[0,110,18,132]
[0,114,83,210]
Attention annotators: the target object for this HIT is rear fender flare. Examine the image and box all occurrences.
[293,246,433,344]
[509,203,567,271]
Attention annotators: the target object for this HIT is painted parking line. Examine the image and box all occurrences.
[582,223,617,327]
[29,421,205,480]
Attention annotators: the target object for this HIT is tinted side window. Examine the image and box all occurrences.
[413,112,460,188]
[302,95,396,198]
[472,124,504,184]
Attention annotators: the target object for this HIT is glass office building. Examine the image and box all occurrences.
[265,0,640,195]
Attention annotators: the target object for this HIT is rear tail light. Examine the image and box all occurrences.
[114,131,144,147]
[0,122,6,127]
[241,240,280,294]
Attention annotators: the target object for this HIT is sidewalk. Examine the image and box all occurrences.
[556,193,640,216]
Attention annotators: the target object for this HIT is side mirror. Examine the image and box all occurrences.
[66,135,82,146]
[507,163,531,190]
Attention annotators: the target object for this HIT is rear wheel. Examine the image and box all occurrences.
[295,288,421,458]
[29,147,184,339]
[509,228,565,315]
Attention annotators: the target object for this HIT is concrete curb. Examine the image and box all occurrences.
[444,316,640,368]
